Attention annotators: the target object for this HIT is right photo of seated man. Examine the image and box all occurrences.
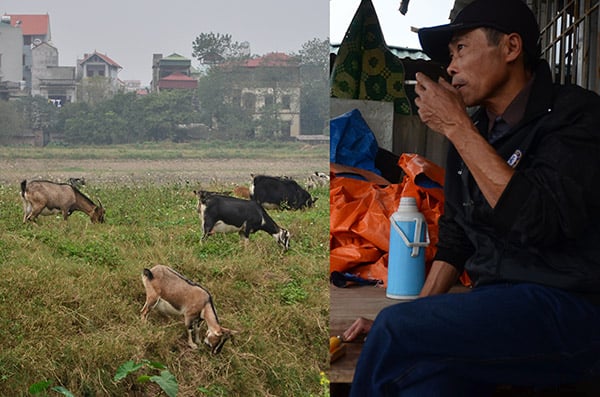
[329,0,600,395]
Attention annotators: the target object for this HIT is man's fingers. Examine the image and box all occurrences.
[415,72,433,85]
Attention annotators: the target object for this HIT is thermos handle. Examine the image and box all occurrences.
[391,218,430,257]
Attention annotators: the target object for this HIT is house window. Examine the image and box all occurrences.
[87,69,94,77]
[264,94,274,107]
[282,95,291,109]
[242,92,256,111]
[532,0,599,92]
[282,120,292,137]
[232,89,242,107]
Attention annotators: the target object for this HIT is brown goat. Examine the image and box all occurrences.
[20,180,105,224]
[233,185,250,199]
[140,264,236,353]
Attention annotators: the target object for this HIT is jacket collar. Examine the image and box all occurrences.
[519,60,554,126]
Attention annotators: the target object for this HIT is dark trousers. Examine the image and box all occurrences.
[349,283,600,396]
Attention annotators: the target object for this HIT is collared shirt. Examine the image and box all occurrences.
[486,76,535,139]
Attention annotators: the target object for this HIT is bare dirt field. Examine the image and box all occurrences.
[0,157,329,187]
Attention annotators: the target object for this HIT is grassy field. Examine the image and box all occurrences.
[0,142,330,396]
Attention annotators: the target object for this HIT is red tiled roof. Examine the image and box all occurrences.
[5,14,49,36]
[243,52,297,67]
[80,51,122,69]
[160,72,196,81]
[158,73,197,89]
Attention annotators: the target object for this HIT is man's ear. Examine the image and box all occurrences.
[504,33,524,63]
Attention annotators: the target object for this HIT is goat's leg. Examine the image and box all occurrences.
[241,228,252,247]
[28,204,46,223]
[192,317,204,345]
[22,201,32,223]
[140,295,159,321]
[201,218,215,241]
[183,314,200,349]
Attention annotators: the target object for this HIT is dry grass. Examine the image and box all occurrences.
[0,144,329,396]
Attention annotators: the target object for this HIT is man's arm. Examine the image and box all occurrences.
[414,73,514,208]
[419,260,460,297]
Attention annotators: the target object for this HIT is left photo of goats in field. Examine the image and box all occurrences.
[0,141,329,395]
[0,0,329,394]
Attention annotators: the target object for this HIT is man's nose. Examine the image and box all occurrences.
[446,59,457,76]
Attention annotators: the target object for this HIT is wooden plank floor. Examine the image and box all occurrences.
[329,284,400,383]
[328,283,470,384]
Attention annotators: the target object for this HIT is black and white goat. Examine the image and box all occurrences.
[194,190,290,251]
[140,264,236,353]
[20,179,105,224]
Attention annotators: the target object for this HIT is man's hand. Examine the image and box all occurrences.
[342,317,374,342]
[413,72,471,140]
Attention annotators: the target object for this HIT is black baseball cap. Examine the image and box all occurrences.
[418,0,540,64]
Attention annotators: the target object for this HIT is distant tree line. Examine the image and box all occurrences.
[0,36,329,145]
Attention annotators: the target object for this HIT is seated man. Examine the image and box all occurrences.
[345,0,600,395]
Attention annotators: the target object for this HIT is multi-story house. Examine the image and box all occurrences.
[0,15,24,99]
[31,42,76,105]
[1,13,75,103]
[4,13,51,91]
[232,52,302,138]
[75,51,123,103]
[151,53,197,92]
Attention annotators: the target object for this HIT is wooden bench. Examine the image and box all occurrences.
[328,283,600,397]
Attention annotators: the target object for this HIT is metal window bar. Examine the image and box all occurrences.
[529,0,599,93]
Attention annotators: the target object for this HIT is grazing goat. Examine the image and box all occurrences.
[250,174,317,210]
[195,190,290,251]
[20,179,105,224]
[140,264,236,353]
[305,171,330,189]
[232,185,250,199]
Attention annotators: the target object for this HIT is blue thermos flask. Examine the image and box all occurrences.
[386,196,430,299]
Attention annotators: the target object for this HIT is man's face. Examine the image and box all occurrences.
[446,28,510,108]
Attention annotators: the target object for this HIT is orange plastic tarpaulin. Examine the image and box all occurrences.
[330,153,446,286]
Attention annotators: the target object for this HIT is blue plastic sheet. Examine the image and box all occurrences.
[330,109,382,176]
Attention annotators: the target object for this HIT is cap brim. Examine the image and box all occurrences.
[418,22,482,64]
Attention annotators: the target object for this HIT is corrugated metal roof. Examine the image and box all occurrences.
[330,44,430,60]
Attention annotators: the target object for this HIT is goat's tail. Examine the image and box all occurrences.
[143,268,154,280]
[20,180,27,198]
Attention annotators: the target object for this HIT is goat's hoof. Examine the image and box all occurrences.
[188,342,199,349]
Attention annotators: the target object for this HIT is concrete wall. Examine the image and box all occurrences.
[0,22,23,83]
[31,42,58,96]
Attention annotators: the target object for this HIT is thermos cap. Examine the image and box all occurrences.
[398,196,418,211]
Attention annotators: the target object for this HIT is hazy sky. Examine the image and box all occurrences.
[331,0,454,49]
[1,0,329,86]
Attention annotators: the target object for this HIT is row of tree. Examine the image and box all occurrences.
[0,35,329,145]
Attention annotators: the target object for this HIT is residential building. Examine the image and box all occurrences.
[78,51,122,87]
[31,42,75,105]
[230,52,302,138]
[0,15,24,99]
[4,13,51,91]
[151,53,197,92]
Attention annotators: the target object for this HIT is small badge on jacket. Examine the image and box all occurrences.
[507,149,523,168]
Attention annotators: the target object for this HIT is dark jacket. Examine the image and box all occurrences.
[435,60,600,298]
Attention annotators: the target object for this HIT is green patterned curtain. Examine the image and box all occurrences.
[331,0,413,115]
